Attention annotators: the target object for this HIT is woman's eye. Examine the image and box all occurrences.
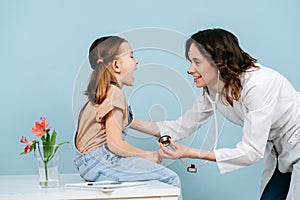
[192,59,200,65]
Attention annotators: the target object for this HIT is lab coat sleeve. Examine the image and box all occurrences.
[215,76,282,174]
[156,94,213,141]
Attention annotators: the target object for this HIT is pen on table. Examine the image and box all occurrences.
[87,182,122,186]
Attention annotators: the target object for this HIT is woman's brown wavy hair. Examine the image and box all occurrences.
[185,28,258,106]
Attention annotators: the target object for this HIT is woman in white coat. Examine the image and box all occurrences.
[131,28,300,200]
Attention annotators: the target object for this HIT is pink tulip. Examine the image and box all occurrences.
[40,117,50,130]
[23,142,33,153]
[32,117,50,137]
[20,117,69,157]
[20,136,28,143]
[32,126,46,137]
[20,136,34,154]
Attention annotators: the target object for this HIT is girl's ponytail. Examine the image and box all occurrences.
[85,36,126,104]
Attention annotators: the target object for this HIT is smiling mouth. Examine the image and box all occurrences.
[194,75,202,81]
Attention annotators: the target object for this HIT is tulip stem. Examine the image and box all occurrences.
[44,160,48,186]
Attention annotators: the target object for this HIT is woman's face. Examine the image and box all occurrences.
[187,43,219,90]
[115,42,139,87]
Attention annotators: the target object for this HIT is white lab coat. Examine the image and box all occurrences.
[156,65,300,199]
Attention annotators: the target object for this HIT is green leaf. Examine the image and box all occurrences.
[43,144,54,161]
[48,141,70,161]
[41,135,46,143]
[50,130,57,146]
[57,141,70,146]
[45,131,51,144]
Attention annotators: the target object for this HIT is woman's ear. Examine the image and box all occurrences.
[112,59,121,73]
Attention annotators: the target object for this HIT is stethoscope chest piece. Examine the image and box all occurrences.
[158,135,171,147]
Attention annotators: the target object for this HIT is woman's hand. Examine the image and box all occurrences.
[159,139,190,159]
[141,151,163,164]
[159,139,216,161]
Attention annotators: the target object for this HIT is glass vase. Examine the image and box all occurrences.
[35,144,60,188]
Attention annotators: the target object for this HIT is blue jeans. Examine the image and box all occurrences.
[72,140,182,199]
[261,168,291,200]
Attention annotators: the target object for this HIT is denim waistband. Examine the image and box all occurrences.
[74,145,108,166]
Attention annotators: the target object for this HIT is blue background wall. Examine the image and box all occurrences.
[1,1,299,200]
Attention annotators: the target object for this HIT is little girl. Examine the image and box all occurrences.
[72,36,181,198]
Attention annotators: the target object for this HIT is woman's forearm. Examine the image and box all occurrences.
[187,148,216,162]
[160,141,216,162]
[130,118,161,137]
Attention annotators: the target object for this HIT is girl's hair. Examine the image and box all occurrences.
[185,28,258,106]
[85,36,127,104]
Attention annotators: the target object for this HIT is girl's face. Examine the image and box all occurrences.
[115,42,138,87]
[187,43,219,90]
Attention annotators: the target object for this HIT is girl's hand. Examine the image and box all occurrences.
[159,139,189,159]
[142,151,162,164]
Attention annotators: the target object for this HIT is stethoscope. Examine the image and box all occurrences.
[158,70,221,173]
